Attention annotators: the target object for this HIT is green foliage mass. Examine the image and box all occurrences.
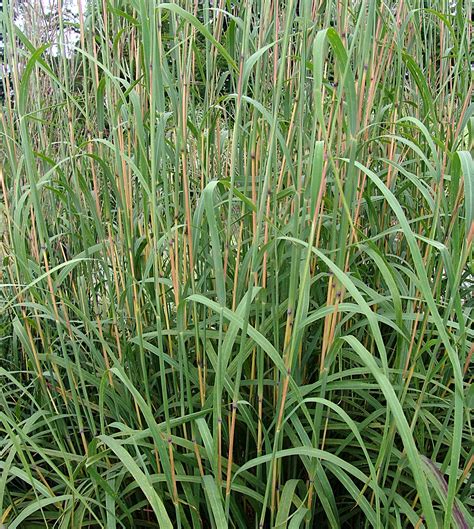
[0,1,472,528]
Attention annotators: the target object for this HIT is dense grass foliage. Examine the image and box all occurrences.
[0,1,473,527]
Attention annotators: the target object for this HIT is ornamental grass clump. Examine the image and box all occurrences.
[0,1,472,528]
